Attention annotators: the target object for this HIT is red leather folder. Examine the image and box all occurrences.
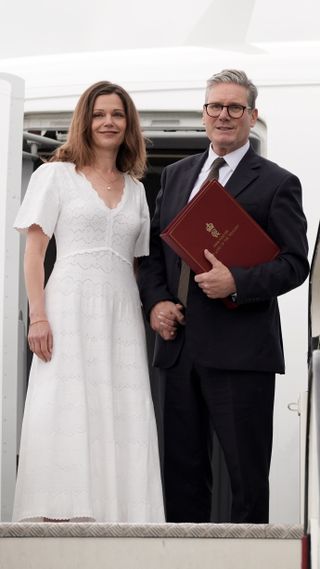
[161,179,280,275]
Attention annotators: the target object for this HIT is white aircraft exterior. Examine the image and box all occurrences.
[0,40,319,567]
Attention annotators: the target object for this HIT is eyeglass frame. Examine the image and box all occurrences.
[203,103,253,119]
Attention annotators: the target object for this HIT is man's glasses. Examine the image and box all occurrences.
[203,103,252,119]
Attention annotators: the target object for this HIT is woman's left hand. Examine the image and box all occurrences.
[28,320,53,362]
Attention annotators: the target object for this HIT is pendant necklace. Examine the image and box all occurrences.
[95,169,122,191]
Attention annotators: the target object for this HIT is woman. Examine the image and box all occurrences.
[13,81,165,523]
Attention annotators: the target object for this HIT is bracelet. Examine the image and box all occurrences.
[29,319,48,327]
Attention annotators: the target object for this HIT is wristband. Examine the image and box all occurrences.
[29,319,48,326]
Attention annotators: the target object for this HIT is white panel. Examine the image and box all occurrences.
[309,351,320,569]
[0,73,24,521]
[0,537,302,569]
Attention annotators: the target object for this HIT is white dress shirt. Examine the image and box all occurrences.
[188,141,250,202]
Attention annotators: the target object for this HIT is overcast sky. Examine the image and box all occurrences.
[0,0,320,60]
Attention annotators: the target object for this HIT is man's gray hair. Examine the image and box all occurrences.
[205,69,258,109]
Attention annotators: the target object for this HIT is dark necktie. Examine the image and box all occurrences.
[177,157,226,306]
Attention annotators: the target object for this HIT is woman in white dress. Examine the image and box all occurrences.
[13,81,165,523]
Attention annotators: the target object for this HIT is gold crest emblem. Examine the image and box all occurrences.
[206,223,221,238]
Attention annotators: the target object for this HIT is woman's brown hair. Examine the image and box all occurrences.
[51,81,146,179]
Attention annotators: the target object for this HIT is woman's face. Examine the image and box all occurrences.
[90,93,127,152]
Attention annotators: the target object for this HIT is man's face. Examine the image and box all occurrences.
[203,83,258,156]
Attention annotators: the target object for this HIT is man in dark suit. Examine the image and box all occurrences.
[138,69,309,523]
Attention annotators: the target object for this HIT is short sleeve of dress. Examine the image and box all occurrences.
[14,162,61,238]
[134,182,150,258]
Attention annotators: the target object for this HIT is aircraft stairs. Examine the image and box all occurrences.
[0,522,304,568]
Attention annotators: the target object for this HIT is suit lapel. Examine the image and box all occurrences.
[172,147,262,208]
[225,146,261,198]
[176,151,209,208]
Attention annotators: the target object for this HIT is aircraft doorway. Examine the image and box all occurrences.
[21,127,262,523]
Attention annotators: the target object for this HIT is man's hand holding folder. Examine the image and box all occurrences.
[160,179,280,308]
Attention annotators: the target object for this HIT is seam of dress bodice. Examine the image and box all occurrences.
[56,246,132,266]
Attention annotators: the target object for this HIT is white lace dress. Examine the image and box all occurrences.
[13,162,165,522]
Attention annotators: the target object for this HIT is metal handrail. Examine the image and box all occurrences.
[23,131,61,148]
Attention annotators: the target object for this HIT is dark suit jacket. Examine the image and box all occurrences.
[138,146,309,373]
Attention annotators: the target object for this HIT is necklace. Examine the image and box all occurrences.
[94,169,123,191]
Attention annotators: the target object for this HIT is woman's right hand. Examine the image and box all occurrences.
[28,320,53,362]
[150,301,185,341]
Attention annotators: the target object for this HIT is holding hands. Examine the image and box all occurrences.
[150,300,185,341]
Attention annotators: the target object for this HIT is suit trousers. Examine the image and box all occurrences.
[160,343,275,523]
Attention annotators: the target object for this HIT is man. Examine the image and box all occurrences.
[138,69,309,523]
